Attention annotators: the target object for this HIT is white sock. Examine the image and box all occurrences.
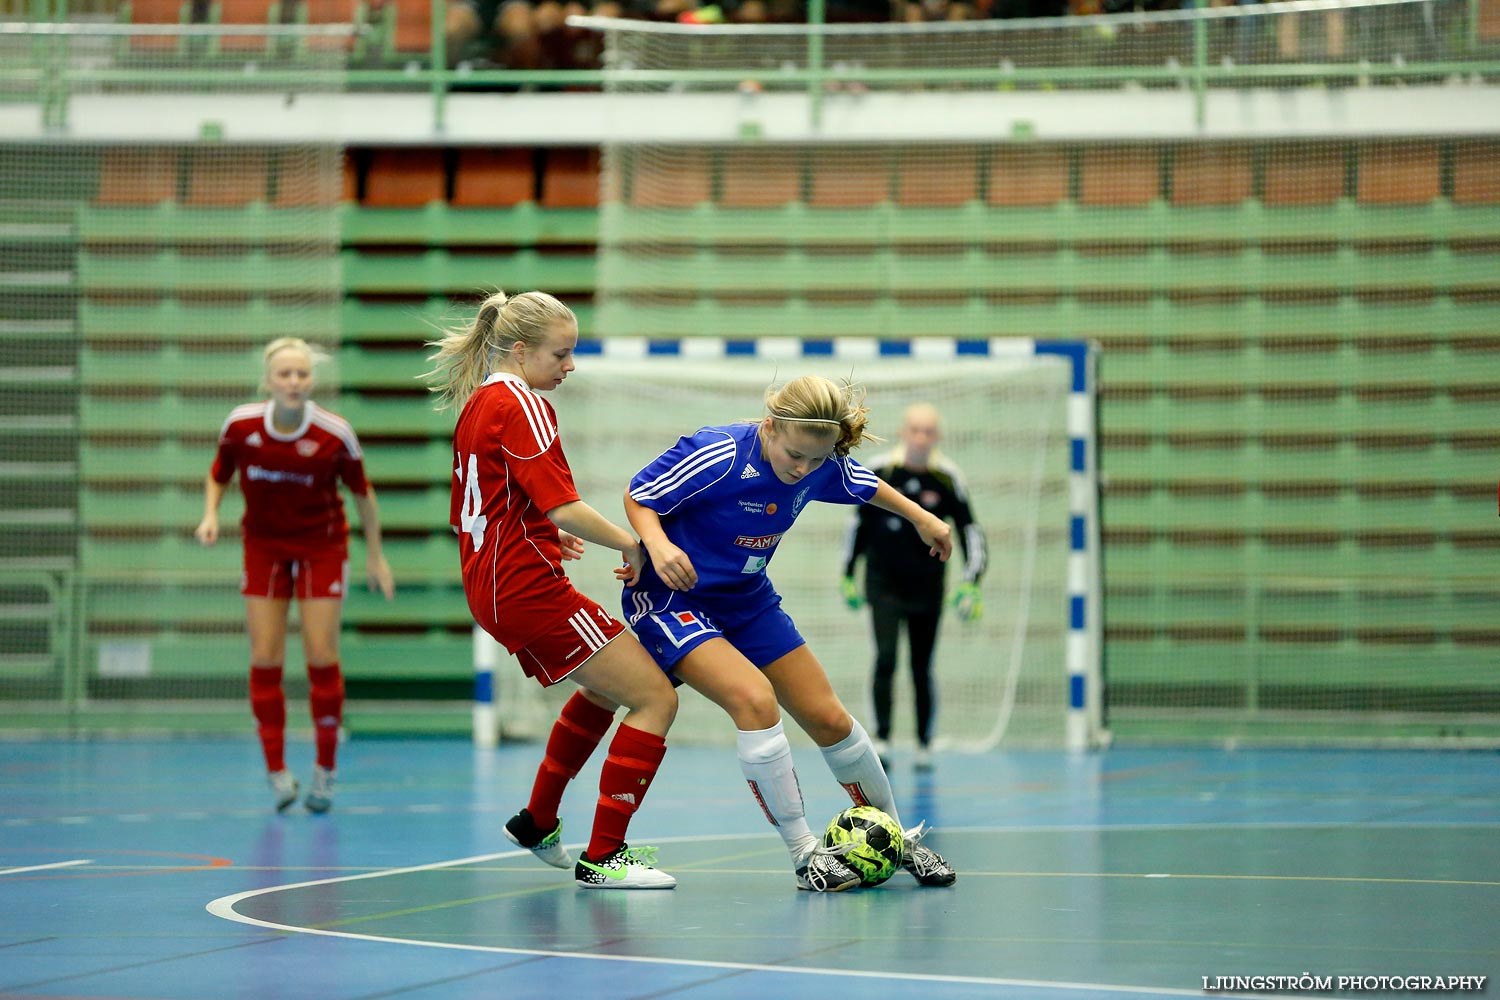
[819,716,904,830]
[736,721,818,860]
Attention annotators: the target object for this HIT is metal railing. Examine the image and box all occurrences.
[1,0,1496,134]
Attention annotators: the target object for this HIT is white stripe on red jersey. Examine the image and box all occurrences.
[210,400,369,554]
[311,408,362,459]
[452,372,582,652]
[499,379,557,457]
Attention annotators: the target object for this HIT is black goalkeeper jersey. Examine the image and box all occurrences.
[842,452,986,607]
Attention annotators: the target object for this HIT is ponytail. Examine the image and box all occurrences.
[424,290,576,411]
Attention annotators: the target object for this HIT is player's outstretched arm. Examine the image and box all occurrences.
[195,474,226,546]
[352,488,395,600]
[547,500,645,586]
[623,494,698,591]
[869,480,952,561]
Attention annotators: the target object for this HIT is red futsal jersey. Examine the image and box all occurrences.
[211,401,369,558]
[450,372,582,652]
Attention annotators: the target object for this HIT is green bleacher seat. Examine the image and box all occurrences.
[378,534,461,581]
[82,485,244,530]
[340,249,595,296]
[78,391,445,438]
[1102,389,1489,438]
[600,246,1500,297]
[81,441,209,484]
[81,345,262,388]
[81,533,226,577]
[1106,641,1499,697]
[1105,487,1470,533]
[334,345,429,389]
[80,438,453,486]
[338,203,597,247]
[78,250,339,294]
[75,631,478,681]
[80,297,339,343]
[77,533,463,583]
[337,632,475,680]
[77,203,331,245]
[314,395,453,437]
[338,296,599,345]
[596,295,1498,341]
[84,578,468,628]
[362,439,454,486]
[1105,532,1494,581]
[352,487,450,532]
[82,482,442,533]
[83,347,431,394]
[80,393,228,434]
[341,297,458,343]
[1103,437,1491,484]
[600,199,1500,248]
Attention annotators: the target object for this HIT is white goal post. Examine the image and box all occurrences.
[476,336,1102,753]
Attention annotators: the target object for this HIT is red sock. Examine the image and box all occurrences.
[587,723,666,862]
[528,691,615,830]
[307,662,344,771]
[249,664,286,773]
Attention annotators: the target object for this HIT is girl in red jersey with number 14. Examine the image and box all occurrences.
[195,338,395,815]
[425,290,678,890]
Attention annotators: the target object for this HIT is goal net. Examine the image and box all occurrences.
[0,18,347,733]
[575,0,1500,746]
[500,344,1091,751]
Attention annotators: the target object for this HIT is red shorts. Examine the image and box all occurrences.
[512,597,626,688]
[241,545,348,600]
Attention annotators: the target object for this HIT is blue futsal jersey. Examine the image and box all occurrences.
[627,423,880,602]
[625,422,883,672]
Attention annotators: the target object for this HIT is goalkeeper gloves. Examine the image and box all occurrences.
[841,575,864,611]
[951,582,983,624]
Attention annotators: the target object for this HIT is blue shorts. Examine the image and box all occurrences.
[622,585,806,676]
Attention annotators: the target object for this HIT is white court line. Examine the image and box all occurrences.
[0,858,93,875]
[204,831,1283,998]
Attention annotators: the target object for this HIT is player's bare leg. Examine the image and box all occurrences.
[245,596,291,665]
[675,638,779,732]
[766,645,956,887]
[568,633,674,737]
[677,641,859,892]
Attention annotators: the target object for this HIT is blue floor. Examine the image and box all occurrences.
[3,738,1498,999]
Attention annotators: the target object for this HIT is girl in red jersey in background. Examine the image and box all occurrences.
[195,338,395,814]
[425,290,678,890]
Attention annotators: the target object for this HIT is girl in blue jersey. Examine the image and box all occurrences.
[623,374,959,892]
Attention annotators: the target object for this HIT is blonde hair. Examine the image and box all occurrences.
[259,337,328,393]
[423,290,578,411]
[760,375,876,457]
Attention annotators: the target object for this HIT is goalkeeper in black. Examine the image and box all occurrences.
[840,403,986,769]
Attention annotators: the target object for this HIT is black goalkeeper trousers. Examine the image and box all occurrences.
[867,594,943,747]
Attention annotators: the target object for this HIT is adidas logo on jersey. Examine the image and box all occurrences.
[740,463,760,480]
[246,432,263,447]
